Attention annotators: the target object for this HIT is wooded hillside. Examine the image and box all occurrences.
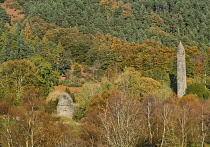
[0,0,210,146]
[17,0,210,48]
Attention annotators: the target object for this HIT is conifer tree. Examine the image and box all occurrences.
[16,33,28,59]
[41,36,51,59]
[52,42,63,70]
[21,22,35,41]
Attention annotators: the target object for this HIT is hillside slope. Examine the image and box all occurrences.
[17,0,210,49]
[1,0,24,22]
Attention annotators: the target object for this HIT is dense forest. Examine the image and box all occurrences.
[0,0,210,146]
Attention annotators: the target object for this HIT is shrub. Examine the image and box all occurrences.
[45,98,59,113]
[0,0,5,3]
[186,83,210,99]
[67,82,82,87]
[59,80,82,87]
[73,106,85,120]
[65,88,76,102]
[0,7,10,23]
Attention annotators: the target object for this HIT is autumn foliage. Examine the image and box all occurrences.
[0,0,210,146]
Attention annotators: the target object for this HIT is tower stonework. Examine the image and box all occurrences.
[177,42,187,97]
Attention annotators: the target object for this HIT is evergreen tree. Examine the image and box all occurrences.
[0,7,10,24]
[16,33,28,59]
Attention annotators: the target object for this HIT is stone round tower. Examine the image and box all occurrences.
[177,42,187,97]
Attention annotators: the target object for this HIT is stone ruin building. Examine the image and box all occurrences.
[57,93,74,117]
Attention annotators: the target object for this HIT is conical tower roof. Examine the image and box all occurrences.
[177,41,185,55]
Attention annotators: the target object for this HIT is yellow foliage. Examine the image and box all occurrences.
[114,67,162,97]
[122,3,133,17]
[149,12,164,26]
[21,22,35,41]
[99,0,133,17]
[140,77,161,95]
[187,77,194,85]
[180,94,199,104]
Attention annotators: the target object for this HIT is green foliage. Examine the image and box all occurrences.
[17,0,210,48]
[0,0,5,3]
[0,87,5,101]
[0,5,208,100]
[0,1,210,145]
[0,59,39,102]
[45,98,59,113]
[73,106,85,120]
[0,27,32,62]
[77,83,103,109]
[186,83,210,99]
[6,2,21,10]
[114,67,161,97]
[114,67,142,96]
[29,56,59,96]
[65,88,76,102]
[206,77,210,89]
[72,63,82,77]
[0,7,10,24]
[59,80,82,87]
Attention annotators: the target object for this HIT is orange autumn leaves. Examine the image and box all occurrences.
[99,0,133,17]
